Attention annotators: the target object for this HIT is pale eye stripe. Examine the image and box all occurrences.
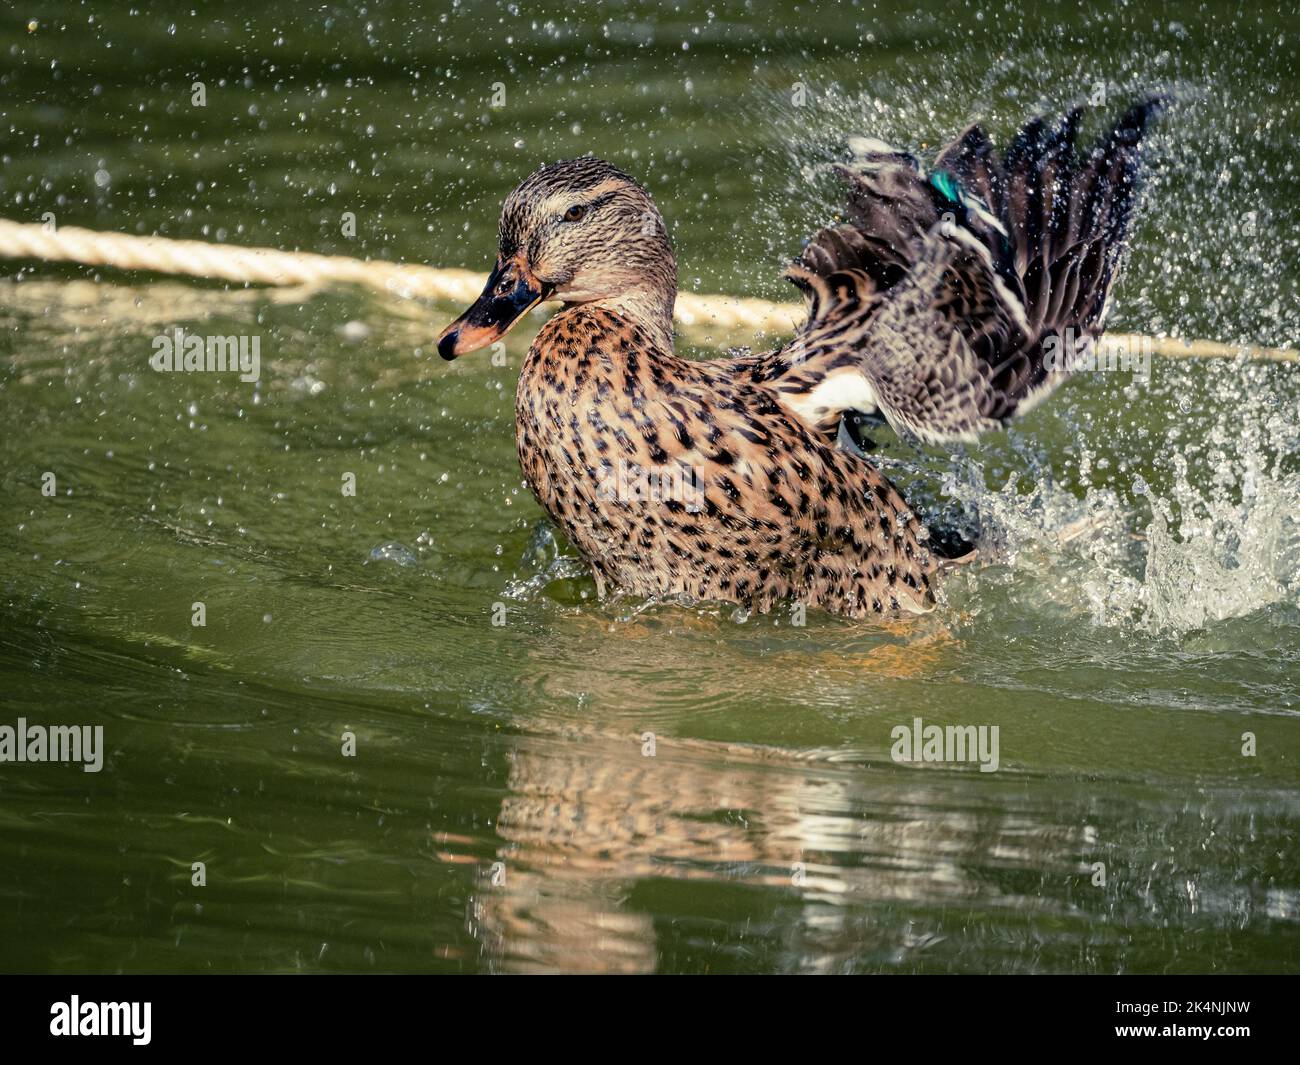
[540,184,622,218]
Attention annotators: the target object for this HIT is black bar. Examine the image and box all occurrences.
[0,975,1290,1051]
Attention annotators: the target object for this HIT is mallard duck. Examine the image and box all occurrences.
[436,99,1162,618]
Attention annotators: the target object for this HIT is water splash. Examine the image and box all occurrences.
[729,46,1300,642]
[503,523,591,601]
[931,411,1300,637]
[1142,481,1300,634]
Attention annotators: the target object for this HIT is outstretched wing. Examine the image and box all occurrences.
[769,98,1164,445]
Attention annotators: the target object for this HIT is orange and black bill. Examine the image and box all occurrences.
[436,257,553,360]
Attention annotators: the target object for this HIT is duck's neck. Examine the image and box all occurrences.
[575,282,677,353]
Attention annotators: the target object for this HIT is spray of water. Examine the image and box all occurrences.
[730,34,1299,638]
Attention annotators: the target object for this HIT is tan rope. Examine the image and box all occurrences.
[0,217,1291,360]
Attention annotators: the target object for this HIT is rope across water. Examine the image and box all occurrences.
[0,217,1291,361]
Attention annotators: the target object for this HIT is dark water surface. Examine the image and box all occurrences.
[1,1,1298,972]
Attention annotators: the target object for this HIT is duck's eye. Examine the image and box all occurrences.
[562,203,587,222]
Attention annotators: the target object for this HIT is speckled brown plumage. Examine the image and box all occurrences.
[516,305,933,616]
[438,101,1161,619]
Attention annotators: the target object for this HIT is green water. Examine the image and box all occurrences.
[1,2,1298,973]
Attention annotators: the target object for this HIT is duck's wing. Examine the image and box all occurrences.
[769,98,1164,445]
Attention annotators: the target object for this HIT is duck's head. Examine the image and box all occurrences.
[436,157,676,359]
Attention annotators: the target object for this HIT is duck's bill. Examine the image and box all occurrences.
[436,259,553,360]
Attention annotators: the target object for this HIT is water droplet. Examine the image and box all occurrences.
[368,542,418,566]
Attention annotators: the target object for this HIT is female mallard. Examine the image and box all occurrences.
[436,100,1161,619]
